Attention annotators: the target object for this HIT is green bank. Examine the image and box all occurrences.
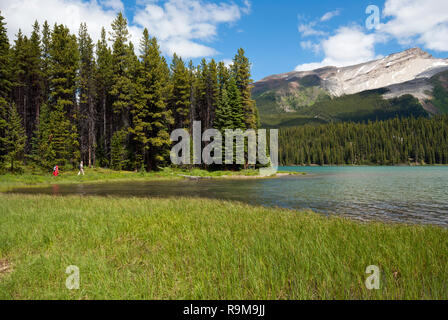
[0,167,300,191]
[0,194,447,300]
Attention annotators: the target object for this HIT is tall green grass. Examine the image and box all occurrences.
[0,194,446,300]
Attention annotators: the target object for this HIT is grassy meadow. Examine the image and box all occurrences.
[0,193,447,300]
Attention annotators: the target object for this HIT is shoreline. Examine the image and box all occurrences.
[0,168,306,191]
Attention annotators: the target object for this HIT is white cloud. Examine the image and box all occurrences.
[300,40,320,54]
[296,26,379,71]
[298,21,327,37]
[133,0,251,58]
[162,38,217,57]
[0,0,122,44]
[321,10,340,22]
[0,0,251,59]
[380,0,448,51]
[101,0,124,12]
[297,0,448,73]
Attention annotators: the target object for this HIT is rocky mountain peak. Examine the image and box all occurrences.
[253,48,448,115]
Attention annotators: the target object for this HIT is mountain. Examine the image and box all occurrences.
[253,48,448,127]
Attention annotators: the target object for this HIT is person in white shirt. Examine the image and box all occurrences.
[78,161,85,176]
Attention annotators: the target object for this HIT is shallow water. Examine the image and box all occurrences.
[8,166,448,226]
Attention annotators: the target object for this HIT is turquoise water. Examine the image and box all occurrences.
[9,166,448,226]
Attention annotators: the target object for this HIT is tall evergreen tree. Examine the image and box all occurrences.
[35,24,79,168]
[11,23,43,154]
[78,23,96,167]
[214,86,233,130]
[41,21,51,104]
[3,103,26,171]
[0,11,12,166]
[169,53,190,129]
[0,12,11,99]
[109,12,133,132]
[130,29,173,171]
[95,27,113,166]
[231,48,258,129]
[226,77,245,130]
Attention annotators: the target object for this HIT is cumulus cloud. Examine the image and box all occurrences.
[380,0,448,51]
[296,26,380,71]
[298,0,448,72]
[0,0,251,59]
[0,0,122,44]
[133,0,251,58]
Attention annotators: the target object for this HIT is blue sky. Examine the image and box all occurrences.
[1,0,448,81]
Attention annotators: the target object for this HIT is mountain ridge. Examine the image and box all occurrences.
[253,48,448,119]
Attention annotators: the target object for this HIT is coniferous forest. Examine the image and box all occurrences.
[279,116,448,165]
[0,11,258,172]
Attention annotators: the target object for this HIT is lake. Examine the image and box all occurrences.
[8,166,448,226]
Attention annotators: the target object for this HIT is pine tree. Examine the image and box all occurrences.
[78,23,96,167]
[169,53,190,129]
[231,48,258,129]
[41,21,51,104]
[11,30,27,123]
[95,27,113,166]
[227,77,245,130]
[0,11,12,166]
[11,22,43,154]
[110,128,128,170]
[28,21,44,147]
[38,24,79,168]
[3,103,26,172]
[214,86,233,130]
[0,12,11,99]
[130,29,173,171]
[217,61,230,102]
[109,12,133,132]
[205,59,218,129]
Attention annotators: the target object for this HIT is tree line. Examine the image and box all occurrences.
[279,116,448,165]
[0,11,258,172]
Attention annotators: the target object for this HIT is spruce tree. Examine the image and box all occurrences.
[0,11,12,166]
[41,21,51,104]
[95,27,113,166]
[78,23,96,167]
[109,12,133,132]
[217,61,230,102]
[11,23,43,154]
[110,128,128,170]
[206,59,218,129]
[231,48,258,129]
[169,53,190,129]
[0,12,11,99]
[214,86,233,131]
[38,24,79,168]
[131,28,173,171]
[28,21,44,146]
[227,77,245,130]
[4,103,26,172]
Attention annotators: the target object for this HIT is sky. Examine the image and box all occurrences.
[1,0,448,81]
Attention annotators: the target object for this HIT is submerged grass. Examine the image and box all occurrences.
[0,194,446,300]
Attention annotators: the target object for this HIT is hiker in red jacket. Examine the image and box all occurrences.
[52,165,59,177]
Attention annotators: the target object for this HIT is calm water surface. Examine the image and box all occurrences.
[9,166,448,226]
